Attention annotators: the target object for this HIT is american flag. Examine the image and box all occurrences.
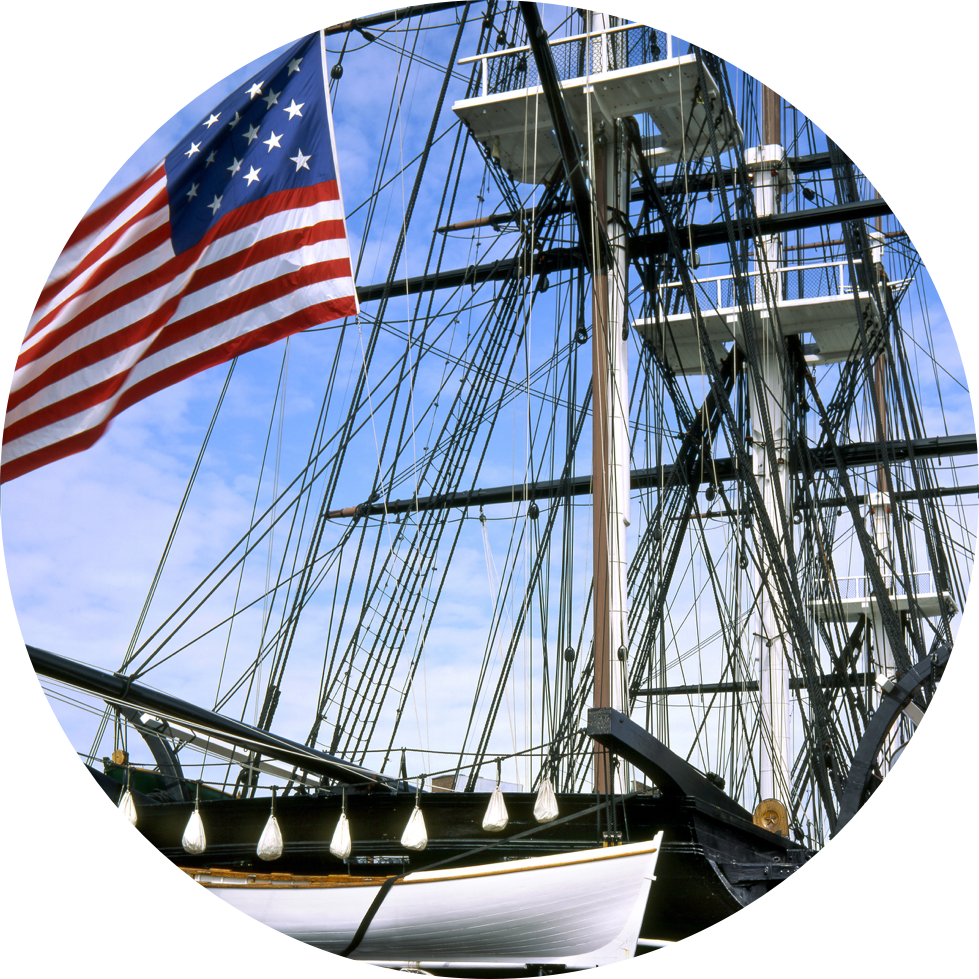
[2,30,357,483]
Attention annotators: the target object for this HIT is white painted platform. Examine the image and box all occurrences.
[634,261,880,374]
[809,575,956,623]
[453,51,740,184]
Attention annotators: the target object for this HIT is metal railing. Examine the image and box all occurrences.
[459,23,668,99]
[819,572,937,600]
[656,259,866,316]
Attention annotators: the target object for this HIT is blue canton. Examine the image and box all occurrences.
[165,33,336,255]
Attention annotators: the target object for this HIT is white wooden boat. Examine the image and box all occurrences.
[185,832,663,970]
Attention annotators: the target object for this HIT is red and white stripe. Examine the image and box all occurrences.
[3,166,357,482]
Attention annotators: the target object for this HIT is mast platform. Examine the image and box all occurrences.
[453,28,740,184]
[634,259,883,374]
[809,574,956,624]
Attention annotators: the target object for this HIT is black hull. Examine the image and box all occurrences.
[121,784,810,943]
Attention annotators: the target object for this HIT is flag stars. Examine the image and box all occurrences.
[290,149,311,171]
[167,44,324,232]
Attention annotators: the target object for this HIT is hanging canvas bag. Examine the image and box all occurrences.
[533,775,559,823]
[182,782,206,855]
[400,779,428,850]
[330,786,352,859]
[256,787,283,861]
[330,812,352,859]
[117,786,137,826]
[257,813,284,861]
[401,806,428,850]
[182,809,207,854]
[482,785,508,831]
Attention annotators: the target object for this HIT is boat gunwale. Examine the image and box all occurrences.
[182,837,661,889]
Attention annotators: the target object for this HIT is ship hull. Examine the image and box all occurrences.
[109,780,808,943]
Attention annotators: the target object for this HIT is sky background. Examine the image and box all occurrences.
[2,15,975,820]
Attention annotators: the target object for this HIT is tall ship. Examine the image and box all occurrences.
[4,2,974,973]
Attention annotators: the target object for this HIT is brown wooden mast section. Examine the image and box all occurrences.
[591,135,613,793]
[590,115,631,794]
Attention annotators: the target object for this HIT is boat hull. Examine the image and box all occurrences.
[189,835,663,969]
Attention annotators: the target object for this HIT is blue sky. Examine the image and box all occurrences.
[2,15,979,820]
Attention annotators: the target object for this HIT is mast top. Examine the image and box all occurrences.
[452,24,741,183]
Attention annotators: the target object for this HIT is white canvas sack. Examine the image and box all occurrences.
[257,814,284,861]
[330,812,352,859]
[482,785,509,832]
[117,787,137,826]
[400,806,428,850]
[182,809,207,854]
[257,788,283,861]
[533,776,558,823]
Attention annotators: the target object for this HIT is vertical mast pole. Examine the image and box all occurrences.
[517,2,629,794]
[870,203,896,673]
[589,13,631,794]
[749,84,791,809]
[869,208,899,677]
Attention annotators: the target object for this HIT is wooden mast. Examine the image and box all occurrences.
[514,2,630,795]
[589,15,632,795]
[752,82,791,812]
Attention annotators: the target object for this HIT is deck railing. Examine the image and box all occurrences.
[818,572,938,600]
[459,23,668,99]
[655,259,866,316]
